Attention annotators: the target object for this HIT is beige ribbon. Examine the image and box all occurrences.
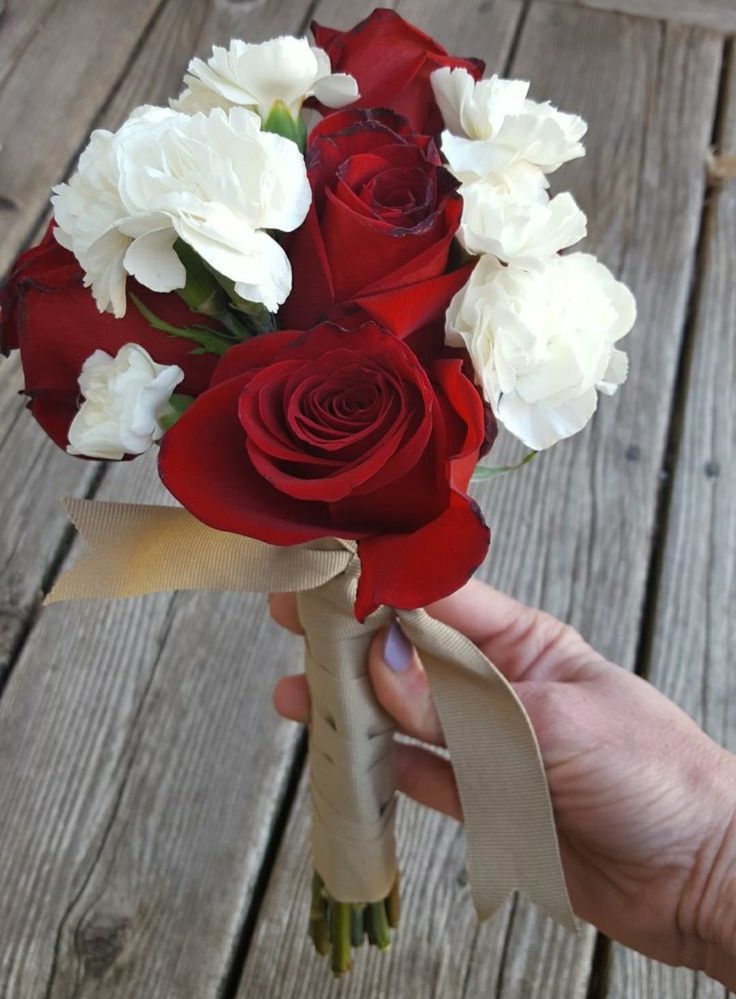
[47,497,576,931]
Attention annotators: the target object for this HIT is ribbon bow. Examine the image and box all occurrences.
[47,497,576,930]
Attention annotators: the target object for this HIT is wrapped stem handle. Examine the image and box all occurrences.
[297,567,398,906]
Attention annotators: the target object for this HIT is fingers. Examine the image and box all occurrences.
[273,673,309,723]
[368,623,445,747]
[426,578,586,682]
[395,742,461,820]
[268,593,304,635]
[426,577,539,650]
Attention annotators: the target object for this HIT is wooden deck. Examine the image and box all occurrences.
[0,0,734,995]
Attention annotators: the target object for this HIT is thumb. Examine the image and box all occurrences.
[368,621,444,747]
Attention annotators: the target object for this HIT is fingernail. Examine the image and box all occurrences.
[383,620,413,673]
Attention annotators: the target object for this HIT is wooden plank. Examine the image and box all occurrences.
[0,455,305,998]
[0,0,61,91]
[0,1,316,996]
[237,3,723,997]
[605,50,736,999]
[0,0,207,685]
[0,354,100,683]
[0,0,173,273]
[488,7,723,996]
[0,0,316,678]
[548,0,736,33]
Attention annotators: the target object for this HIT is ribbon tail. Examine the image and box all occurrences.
[397,608,577,932]
[45,497,354,604]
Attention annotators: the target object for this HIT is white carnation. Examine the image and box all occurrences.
[431,67,587,183]
[171,36,359,119]
[52,105,311,317]
[458,175,587,265]
[446,253,635,450]
[67,344,183,460]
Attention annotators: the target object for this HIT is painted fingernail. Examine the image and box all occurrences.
[383,620,413,673]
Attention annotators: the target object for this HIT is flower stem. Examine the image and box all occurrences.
[331,902,352,976]
[129,293,231,356]
[350,904,366,948]
[309,874,331,956]
[366,901,391,950]
[308,871,399,976]
[386,875,401,928]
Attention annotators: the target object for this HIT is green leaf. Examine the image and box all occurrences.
[129,293,230,356]
[471,450,538,482]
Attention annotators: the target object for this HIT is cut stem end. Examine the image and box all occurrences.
[308,872,399,976]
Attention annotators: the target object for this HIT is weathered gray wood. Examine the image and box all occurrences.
[487,8,723,996]
[0,0,330,274]
[0,454,305,998]
[0,0,318,669]
[0,354,100,682]
[549,0,736,33]
[605,50,736,999]
[237,4,723,997]
[0,0,173,273]
[0,0,60,90]
[0,1,318,996]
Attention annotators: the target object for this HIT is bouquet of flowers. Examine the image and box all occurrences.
[0,8,635,976]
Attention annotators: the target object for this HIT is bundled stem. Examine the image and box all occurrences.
[309,873,399,976]
[297,566,400,976]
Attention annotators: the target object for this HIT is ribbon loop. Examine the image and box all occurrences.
[46,497,576,931]
[398,609,576,929]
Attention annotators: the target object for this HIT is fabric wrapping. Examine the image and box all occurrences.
[46,497,576,929]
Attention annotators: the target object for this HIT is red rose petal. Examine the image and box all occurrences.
[311,9,484,133]
[354,490,490,620]
[159,373,357,544]
[353,263,474,339]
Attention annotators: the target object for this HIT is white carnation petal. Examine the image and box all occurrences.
[312,72,360,107]
[233,234,292,312]
[52,101,308,313]
[442,132,515,182]
[445,253,635,450]
[431,67,474,135]
[170,36,352,119]
[598,348,629,395]
[130,364,184,440]
[123,228,185,292]
[67,344,182,459]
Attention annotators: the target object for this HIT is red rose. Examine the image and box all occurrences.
[159,322,491,620]
[281,108,472,341]
[311,8,484,134]
[0,228,218,451]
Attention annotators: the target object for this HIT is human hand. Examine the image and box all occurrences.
[269,580,736,984]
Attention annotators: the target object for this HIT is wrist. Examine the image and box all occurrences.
[680,748,736,987]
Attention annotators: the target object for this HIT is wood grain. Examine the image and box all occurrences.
[605,48,736,999]
[0,1,317,996]
[0,0,318,685]
[0,0,172,274]
[0,455,305,998]
[0,0,61,90]
[487,8,723,995]
[548,0,736,33]
[0,355,100,683]
[237,4,723,997]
